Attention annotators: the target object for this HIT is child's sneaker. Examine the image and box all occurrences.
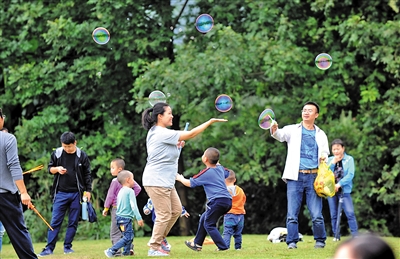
[64,248,74,254]
[148,248,169,257]
[161,238,171,251]
[104,248,115,258]
[37,247,53,257]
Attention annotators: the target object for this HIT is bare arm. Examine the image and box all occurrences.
[176,174,191,187]
[178,118,227,141]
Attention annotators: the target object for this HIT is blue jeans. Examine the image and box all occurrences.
[223,214,244,249]
[0,192,37,258]
[327,192,358,238]
[46,192,80,251]
[0,220,4,252]
[110,216,134,256]
[286,173,326,244]
[194,198,232,250]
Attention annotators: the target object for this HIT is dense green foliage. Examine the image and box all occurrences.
[0,0,399,243]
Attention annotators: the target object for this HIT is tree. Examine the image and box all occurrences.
[0,0,399,241]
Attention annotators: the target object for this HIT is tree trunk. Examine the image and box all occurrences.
[176,147,191,236]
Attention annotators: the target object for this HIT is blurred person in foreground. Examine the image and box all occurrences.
[333,234,395,259]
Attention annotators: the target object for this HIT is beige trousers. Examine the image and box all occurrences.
[144,186,182,251]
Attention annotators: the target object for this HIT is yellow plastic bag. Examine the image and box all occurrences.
[314,161,335,198]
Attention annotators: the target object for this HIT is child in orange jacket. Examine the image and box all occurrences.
[223,169,246,250]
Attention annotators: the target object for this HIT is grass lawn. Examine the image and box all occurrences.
[1,235,399,259]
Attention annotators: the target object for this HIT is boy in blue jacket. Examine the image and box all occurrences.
[176,147,232,251]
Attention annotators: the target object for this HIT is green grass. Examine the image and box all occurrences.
[1,235,399,259]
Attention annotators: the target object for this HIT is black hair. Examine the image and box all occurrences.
[336,234,395,259]
[0,108,3,118]
[141,102,169,130]
[60,132,76,144]
[331,139,345,147]
[304,101,320,113]
[117,170,133,185]
[205,147,220,165]
[112,158,125,169]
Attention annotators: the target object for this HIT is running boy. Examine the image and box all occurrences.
[104,170,144,257]
[176,147,232,251]
[103,158,141,256]
[223,169,246,250]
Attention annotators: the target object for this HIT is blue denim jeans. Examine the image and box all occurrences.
[223,214,244,249]
[46,191,80,251]
[286,173,326,244]
[327,192,358,238]
[110,216,134,256]
[0,220,4,252]
[194,197,232,250]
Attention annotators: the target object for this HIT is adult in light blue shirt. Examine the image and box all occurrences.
[271,101,329,249]
[327,139,358,240]
[141,102,227,256]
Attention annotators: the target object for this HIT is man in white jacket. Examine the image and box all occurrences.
[270,101,329,249]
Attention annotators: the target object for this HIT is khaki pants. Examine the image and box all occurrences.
[145,186,182,250]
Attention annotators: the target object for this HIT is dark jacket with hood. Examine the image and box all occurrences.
[48,147,92,201]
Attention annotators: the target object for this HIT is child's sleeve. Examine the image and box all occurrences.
[104,180,117,209]
[181,206,187,217]
[133,181,142,196]
[190,168,211,187]
[240,186,247,204]
[223,166,230,178]
[143,198,153,215]
[129,191,143,221]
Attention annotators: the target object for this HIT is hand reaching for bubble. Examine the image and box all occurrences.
[271,122,279,134]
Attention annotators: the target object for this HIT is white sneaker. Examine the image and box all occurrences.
[148,249,169,257]
[333,238,340,242]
